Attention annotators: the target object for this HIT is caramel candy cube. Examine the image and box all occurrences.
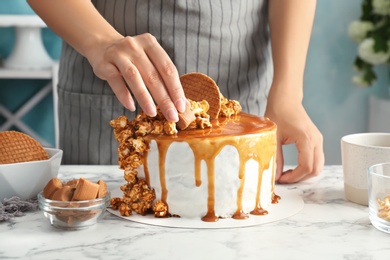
[177,105,196,130]
[66,179,79,189]
[51,186,75,201]
[43,178,63,199]
[97,180,108,198]
[72,178,100,201]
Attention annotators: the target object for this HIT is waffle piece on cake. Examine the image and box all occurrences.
[0,131,49,164]
[180,72,222,119]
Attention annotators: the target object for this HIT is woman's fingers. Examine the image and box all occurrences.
[113,34,186,121]
[113,54,158,117]
[95,62,136,111]
[277,128,324,184]
[89,34,186,121]
[142,34,187,113]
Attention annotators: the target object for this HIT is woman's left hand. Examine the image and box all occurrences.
[265,97,324,184]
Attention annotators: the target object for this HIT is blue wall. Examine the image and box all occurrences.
[1,0,389,164]
[295,0,390,165]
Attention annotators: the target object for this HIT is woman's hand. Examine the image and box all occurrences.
[265,95,324,183]
[86,33,187,122]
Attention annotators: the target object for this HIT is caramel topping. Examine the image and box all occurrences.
[110,96,279,221]
[272,193,281,204]
[233,155,246,220]
[232,210,249,220]
[156,140,172,204]
[251,164,265,215]
[148,113,275,140]
[201,210,219,222]
[250,208,269,216]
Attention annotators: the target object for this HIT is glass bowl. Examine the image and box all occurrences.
[368,162,390,234]
[37,191,110,230]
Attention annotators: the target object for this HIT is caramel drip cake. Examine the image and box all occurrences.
[110,73,279,222]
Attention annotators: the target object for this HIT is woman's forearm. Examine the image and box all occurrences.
[268,0,316,101]
[27,0,123,58]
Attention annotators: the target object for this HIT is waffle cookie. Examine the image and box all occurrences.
[180,72,221,119]
[0,131,49,164]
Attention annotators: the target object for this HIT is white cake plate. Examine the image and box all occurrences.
[107,185,304,229]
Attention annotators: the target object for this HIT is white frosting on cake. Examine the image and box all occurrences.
[139,141,274,219]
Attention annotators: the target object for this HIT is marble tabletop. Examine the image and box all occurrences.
[0,165,389,260]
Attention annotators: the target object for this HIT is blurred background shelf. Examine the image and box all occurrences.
[0,68,52,79]
[0,14,59,148]
[0,14,46,27]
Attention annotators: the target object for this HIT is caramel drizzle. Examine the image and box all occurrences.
[201,158,218,222]
[144,114,277,222]
[270,160,281,204]
[272,193,281,204]
[156,140,173,203]
[232,156,249,220]
[187,140,228,222]
[194,155,202,187]
[143,150,150,186]
[250,164,268,216]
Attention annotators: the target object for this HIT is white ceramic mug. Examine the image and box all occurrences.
[341,133,390,206]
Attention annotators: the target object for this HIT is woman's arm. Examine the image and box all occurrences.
[27,0,187,122]
[266,0,324,183]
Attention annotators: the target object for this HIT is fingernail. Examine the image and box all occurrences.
[175,98,186,113]
[128,101,136,112]
[167,107,179,122]
[144,103,157,117]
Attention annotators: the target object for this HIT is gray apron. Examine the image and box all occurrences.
[57,0,273,164]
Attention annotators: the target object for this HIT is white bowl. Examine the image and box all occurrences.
[0,148,63,201]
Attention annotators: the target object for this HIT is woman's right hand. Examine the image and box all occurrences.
[86,33,187,122]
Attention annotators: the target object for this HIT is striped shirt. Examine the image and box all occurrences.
[58,0,273,165]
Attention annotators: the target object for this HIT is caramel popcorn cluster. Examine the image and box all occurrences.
[109,95,241,218]
[377,196,390,222]
[220,96,242,118]
[110,112,160,217]
[109,103,211,217]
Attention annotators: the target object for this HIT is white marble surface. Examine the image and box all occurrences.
[1,165,389,260]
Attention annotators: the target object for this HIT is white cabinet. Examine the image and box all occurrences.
[0,15,59,148]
